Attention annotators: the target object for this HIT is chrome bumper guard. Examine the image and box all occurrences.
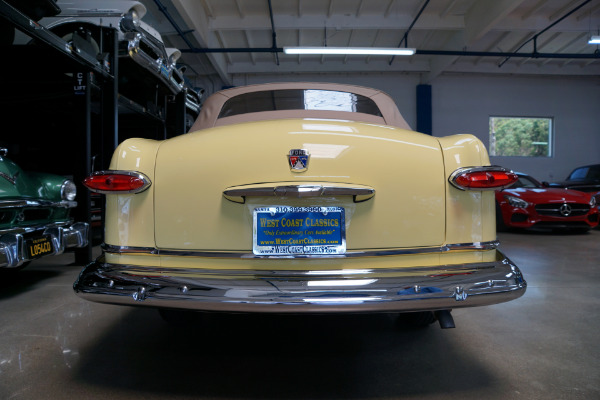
[74,250,526,313]
[0,222,89,268]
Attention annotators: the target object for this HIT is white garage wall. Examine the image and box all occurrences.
[432,74,600,182]
[232,73,600,182]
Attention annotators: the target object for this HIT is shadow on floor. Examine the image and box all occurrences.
[73,308,496,399]
[0,267,62,300]
[501,227,593,236]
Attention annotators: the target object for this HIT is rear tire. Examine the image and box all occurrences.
[158,308,203,326]
[396,311,437,328]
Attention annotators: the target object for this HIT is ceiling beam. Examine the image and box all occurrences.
[208,14,463,31]
[518,32,560,66]
[421,0,526,83]
[439,0,458,18]
[206,13,589,33]
[214,31,232,65]
[549,0,582,21]
[464,0,526,43]
[474,31,511,65]
[225,59,599,76]
[521,0,546,20]
[356,0,365,18]
[499,0,592,67]
[243,30,256,65]
[200,0,214,18]
[170,0,232,85]
[420,31,464,84]
[365,29,382,64]
[577,3,600,20]
[541,32,588,65]
[384,0,396,18]
[234,0,244,18]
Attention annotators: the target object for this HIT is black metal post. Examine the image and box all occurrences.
[101,27,119,170]
[73,71,93,264]
[172,89,187,137]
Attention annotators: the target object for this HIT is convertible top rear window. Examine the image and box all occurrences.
[218,89,383,119]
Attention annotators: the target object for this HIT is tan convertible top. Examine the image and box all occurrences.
[189,82,411,132]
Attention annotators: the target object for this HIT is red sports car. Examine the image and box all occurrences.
[496,173,599,231]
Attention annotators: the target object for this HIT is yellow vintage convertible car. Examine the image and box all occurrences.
[76,82,526,328]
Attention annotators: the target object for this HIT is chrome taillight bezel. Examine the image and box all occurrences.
[83,170,152,194]
[449,166,518,191]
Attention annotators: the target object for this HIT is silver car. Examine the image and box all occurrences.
[39,0,184,94]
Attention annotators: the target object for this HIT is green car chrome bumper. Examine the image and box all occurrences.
[74,250,526,313]
[0,222,89,268]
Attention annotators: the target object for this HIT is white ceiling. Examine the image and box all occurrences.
[139,0,600,86]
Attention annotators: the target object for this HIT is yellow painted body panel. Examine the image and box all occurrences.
[105,248,495,272]
[102,121,498,269]
[105,139,161,248]
[438,135,496,244]
[153,119,446,250]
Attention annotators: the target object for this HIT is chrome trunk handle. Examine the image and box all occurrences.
[223,184,375,204]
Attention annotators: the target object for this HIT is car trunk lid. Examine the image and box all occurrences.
[154,119,445,251]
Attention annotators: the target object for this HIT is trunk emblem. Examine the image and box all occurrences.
[288,149,310,172]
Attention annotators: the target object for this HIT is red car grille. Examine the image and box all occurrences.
[535,204,590,217]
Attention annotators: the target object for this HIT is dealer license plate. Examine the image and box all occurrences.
[253,206,346,256]
[26,235,54,259]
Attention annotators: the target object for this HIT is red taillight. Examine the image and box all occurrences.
[83,171,151,194]
[450,167,518,191]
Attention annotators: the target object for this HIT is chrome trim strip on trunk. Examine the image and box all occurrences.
[102,240,500,259]
[73,250,526,313]
[223,184,376,204]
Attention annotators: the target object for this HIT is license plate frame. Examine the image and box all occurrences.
[253,206,346,256]
[26,235,54,260]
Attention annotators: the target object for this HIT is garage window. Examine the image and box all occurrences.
[489,117,553,157]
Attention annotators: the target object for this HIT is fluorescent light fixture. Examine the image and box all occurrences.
[283,46,416,56]
[589,35,600,44]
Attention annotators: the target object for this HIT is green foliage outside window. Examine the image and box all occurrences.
[489,117,552,157]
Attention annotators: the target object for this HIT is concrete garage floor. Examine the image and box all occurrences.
[1,230,598,400]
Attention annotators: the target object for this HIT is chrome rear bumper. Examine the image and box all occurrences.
[73,250,526,313]
[0,222,89,268]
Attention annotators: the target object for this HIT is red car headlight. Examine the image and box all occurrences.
[504,195,529,209]
[83,171,151,194]
[449,167,518,191]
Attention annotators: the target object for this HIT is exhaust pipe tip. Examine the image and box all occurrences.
[435,310,455,329]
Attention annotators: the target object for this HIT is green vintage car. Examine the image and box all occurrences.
[0,148,89,269]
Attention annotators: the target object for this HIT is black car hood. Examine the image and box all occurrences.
[547,179,600,192]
